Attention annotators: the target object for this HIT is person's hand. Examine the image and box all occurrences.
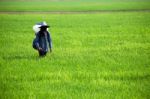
[38,47,43,51]
[50,48,52,53]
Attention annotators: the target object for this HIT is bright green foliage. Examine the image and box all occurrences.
[0,12,150,98]
[0,0,150,11]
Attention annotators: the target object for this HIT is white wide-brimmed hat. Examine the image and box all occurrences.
[33,21,49,33]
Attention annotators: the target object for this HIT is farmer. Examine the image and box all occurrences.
[32,22,52,56]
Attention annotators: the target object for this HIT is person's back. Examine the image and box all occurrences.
[32,22,52,57]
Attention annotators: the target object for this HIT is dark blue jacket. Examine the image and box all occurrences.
[33,31,52,52]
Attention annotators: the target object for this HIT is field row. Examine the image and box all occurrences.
[0,1,150,12]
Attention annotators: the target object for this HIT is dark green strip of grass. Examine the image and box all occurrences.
[0,1,150,12]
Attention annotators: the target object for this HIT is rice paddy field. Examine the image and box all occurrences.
[0,0,150,11]
[0,0,150,99]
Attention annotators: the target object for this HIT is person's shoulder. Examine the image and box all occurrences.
[46,31,50,34]
[35,32,40,36]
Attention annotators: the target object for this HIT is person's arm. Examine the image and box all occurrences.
[34,33,42,51]
[47,32,52,52]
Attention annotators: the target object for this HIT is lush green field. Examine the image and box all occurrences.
[0,0,150,11]
[0,0,150,98]
[0,12,150,98]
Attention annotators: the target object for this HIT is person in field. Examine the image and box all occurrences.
[32,22,52,57]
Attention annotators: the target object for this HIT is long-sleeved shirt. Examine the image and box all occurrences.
[33,31,52,52]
